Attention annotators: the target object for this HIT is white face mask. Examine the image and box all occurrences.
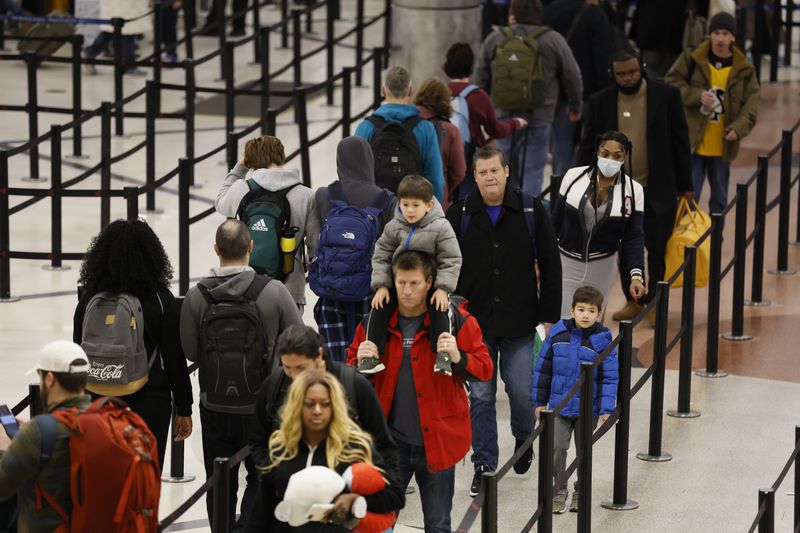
[597,157,623,178]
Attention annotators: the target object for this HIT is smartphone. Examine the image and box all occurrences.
[0,404,19,438]
[305,503,334,522]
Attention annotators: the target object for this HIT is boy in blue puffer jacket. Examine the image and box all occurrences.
[532,286,618,514]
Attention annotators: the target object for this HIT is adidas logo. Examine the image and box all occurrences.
[509,53,519,62]
[342,232,355,240]
[250,219,269,232]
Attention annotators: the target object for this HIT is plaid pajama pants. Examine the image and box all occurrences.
[313,296,372,363]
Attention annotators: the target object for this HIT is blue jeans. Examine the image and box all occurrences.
[85,32,137,71]
[550,103,575,177]
[691,154,731,215]
[395,440,455,533]
[496,117,552,196]
[469,334,537,470]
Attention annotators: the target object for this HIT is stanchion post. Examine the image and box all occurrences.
[786,0,795,67]
[332,0,341,20]
[354,0,365,86]
[342,67,352,137]
[722,184,753,341]
[44,125,68,272]
[602,320,638,510]
[372,47,383,110]
[29,384,42,417]
[577,362,594,533]
[698,213,727,377]
[125,187,139,220]
[224,41,235,144]
[754,0,764,82]
[537,410,554,530]
[383,0,391,61]
[153,4,164,114]
[0,151,19,302]
[178,158,191,296]
[637,283,673,462]
[70,34,84,158]
[480,471,498,533]
[292,9,303,87]
[325,0,335,105]
[161,403,196,483]
[0,17,5,51]
[294,88,311,187]
[182,0,195,60]
[264,108,277,136]
[23,53,43,182]
[145,81,161,213]
[746,155,771,306]
[769,0,780,82]
[306,1,314,34]
[112,18,125,135]
[252,0,261,62]
[281,0,289,48]
[758,488,775,533]
[100,102,112,229]
[226,131,238,172]
[184,60,196,188]
[668,246,700,418]
[212,457,231,533]
[216,0,226,79]
[770,130,797,274]
[259,27,272,128]
[795,425,800,529]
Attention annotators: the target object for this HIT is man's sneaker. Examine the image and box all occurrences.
[470,465,492,497]
[358,356,385,375]
[552,490,568,514]
[569,491,579,512]
[165,52,178,64]
[611,301,643,321]
[513,438,534,474]
[124,68,147,76]
[434,351,452,376]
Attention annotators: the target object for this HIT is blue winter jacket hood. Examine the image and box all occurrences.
[532,318,619,418]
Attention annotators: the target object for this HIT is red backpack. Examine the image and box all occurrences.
[34,397,161,533]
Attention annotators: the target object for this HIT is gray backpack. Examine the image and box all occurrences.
[81,292,162,394]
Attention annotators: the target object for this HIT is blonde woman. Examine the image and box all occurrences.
[246,370,403,532]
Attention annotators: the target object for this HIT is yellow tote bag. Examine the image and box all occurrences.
[664,198,711,288]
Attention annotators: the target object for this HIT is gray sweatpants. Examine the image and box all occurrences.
[553,414,598,493]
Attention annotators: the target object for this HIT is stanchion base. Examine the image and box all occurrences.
[161,474,196,483]
[696,369,728,378]
[42,265,72,271]
[635,452,672,462]
[0,296,21,303]
[65,154,91,160]
[744,299,772,307]
[767,268,797,276]
[666,409,700,419]
[600,498,639,511]
[721,332,753,341]
[21,176,48,183]
[144,208,165,215]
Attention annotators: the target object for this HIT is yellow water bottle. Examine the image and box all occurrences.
[280,227,299,275]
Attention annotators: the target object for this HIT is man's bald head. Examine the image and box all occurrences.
[215,219,252,262]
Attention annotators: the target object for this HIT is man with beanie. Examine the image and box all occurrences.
[310,137,397,362]
[666,11,760,216]
[0,341,91,532]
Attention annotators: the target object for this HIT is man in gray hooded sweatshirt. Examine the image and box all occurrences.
[311,136,397,362]
[180,219,302,532]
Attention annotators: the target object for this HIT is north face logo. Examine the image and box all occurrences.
[250,219,268,232]
[508,53,519,62]
[341,232,355,240]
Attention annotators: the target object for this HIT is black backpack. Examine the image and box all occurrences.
[197,275,271,413]
[367,115,424,193]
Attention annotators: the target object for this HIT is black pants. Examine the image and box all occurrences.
[366,289,451,353]
[620,201,676,306]
[200,404,259,533]
[204,0,247,32]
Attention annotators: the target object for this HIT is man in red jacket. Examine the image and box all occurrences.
[347,250,492,533]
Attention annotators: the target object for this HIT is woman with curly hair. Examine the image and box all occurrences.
[413,77,466,210]
[247,369,403,532]
[73,219,193,468]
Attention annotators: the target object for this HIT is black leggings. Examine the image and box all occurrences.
[365,289,451,353]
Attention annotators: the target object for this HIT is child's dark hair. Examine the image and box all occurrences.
[572,286,604,310]
[397,174,433,202]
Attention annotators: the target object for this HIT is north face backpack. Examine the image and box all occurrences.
[80,292,162,396]
[197,275,271,413]
[450,84,479,145]
[237,180,299,280]
[367,115,424,193]
[490,26,551,112]
[34,397,161,533]
[309,182,392,302]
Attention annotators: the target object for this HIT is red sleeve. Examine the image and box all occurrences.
[346,323,367,366]
[446,124,466,193]
[453,312,493,382]
[468,89,518,144]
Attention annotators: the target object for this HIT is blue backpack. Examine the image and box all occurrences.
[450,84,479,145]
[309,183,393,302]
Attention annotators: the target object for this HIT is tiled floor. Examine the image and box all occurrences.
[1,3,799,531]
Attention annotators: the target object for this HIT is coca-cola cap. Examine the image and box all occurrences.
[26,341,89,375]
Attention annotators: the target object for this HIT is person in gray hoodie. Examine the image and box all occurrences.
[180,219,302,533]
[215,135,320,310]
[311,137,397,363]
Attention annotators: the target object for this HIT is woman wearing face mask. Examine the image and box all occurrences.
[551,130,646,318]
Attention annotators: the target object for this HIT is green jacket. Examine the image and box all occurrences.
[664,40,760,162]
[0,395,91,533]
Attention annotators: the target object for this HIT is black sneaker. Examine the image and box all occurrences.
[513,438,534,474]
[434,351,452,376]
[470,465,492,497]
[358,356,385,375]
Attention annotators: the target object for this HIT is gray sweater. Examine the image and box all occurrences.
[216,166,320,306]
[180,266,302,410]
[474,23,583,123]
[371,199,462,293]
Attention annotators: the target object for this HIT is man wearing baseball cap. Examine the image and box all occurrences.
[0,341,91,532]
[665,11,760,216]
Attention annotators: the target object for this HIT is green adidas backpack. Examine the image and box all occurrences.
[490,26,551,112]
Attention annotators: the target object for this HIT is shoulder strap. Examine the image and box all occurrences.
[35,415,59,472]
[401,115,423,134]
[565,4,588,43]
[247,179,262,193]
[364,189,391,218]
[242,274,271,301]
[500,26,515,41]
[367,115,385,132]
[461,84,479,98]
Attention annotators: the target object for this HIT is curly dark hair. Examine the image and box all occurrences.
[78,219,173,298]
